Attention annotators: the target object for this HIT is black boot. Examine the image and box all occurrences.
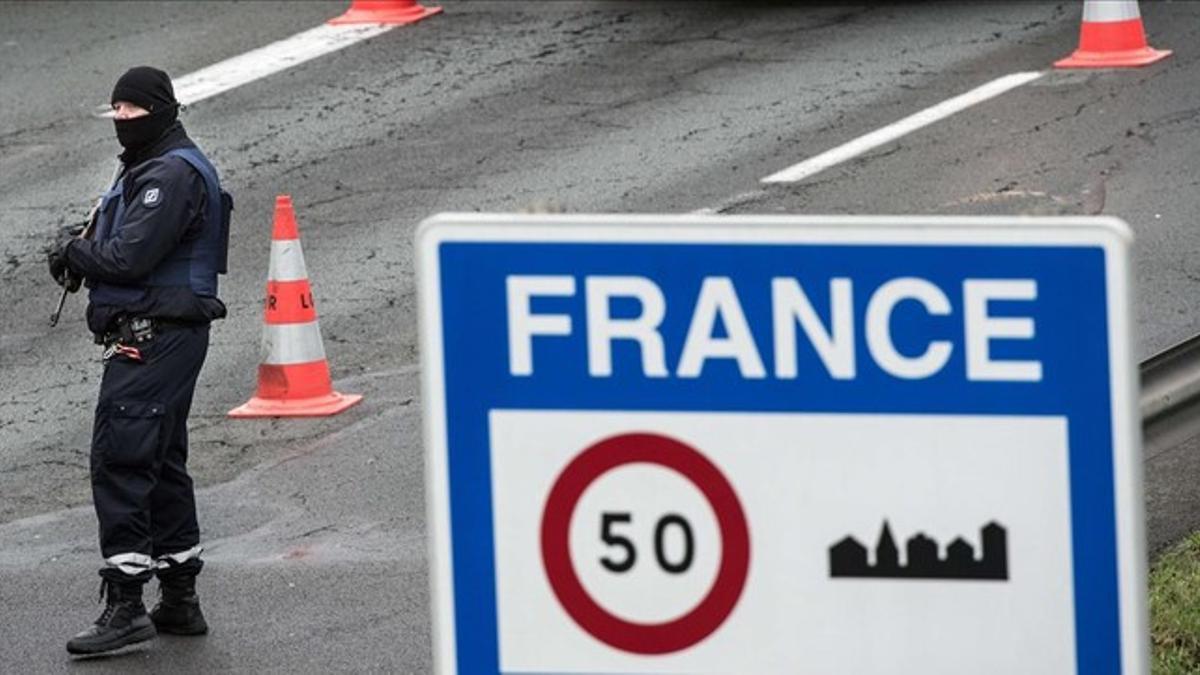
[151,567,208,635]
[66,575,156,655]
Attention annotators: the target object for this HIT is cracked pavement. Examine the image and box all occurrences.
[2,0,1200,670]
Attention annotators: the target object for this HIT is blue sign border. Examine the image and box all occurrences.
[420,217,1138,675]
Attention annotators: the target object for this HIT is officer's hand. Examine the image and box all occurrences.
[62,269,82,293]
[47,242,69,287]
[47,221,88,291]
[46,239,81,292]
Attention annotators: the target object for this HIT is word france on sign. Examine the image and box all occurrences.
[416,213,1146,675]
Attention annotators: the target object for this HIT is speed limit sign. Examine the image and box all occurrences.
[418,213,1145,674]
[538,432,750,656]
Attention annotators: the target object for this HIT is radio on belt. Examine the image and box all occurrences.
[417,213,1145,675]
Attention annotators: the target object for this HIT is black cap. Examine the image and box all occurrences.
[110,66,177,113]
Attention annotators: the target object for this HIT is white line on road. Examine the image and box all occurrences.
[98,23,395,117]
[760,71,1045,184]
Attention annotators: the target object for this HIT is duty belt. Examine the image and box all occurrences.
[95,316,192,347]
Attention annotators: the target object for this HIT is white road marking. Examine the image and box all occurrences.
[98,23,395,117]
[760,71,1045,184]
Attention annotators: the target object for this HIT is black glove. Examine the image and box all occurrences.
[47,222,86,292]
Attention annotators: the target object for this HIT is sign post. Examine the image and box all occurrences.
[417,213,1145,674]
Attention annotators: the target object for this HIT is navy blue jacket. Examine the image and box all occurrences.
[66,123,227,335]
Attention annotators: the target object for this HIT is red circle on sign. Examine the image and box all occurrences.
[540,432,751,655]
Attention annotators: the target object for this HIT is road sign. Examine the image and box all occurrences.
[417,213,1145,675]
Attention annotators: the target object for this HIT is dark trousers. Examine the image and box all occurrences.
[91,325,209,573]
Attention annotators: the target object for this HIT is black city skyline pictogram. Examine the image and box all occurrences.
[829,520,1008,581]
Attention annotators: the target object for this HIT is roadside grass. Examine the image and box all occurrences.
[1151,532,1200,673]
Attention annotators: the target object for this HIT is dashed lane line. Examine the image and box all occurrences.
[760,71,1046,185]
[97,23,395,117]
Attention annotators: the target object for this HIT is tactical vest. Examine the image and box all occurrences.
[88,147,230,306]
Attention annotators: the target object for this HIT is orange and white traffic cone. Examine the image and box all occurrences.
[228,196,363,418]
[1055,0,1171,68]
[328,0,442,25]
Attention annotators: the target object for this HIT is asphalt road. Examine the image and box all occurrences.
[1,1,1199,671]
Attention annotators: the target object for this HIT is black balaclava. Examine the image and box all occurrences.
[110,66,179,152]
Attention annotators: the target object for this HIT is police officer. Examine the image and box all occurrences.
[47,66,230,655]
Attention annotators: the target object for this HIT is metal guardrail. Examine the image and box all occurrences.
[1141,333,1200,456]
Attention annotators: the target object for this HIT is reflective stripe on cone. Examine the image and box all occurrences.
[268,241,310,282]
[262,322,327,365]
